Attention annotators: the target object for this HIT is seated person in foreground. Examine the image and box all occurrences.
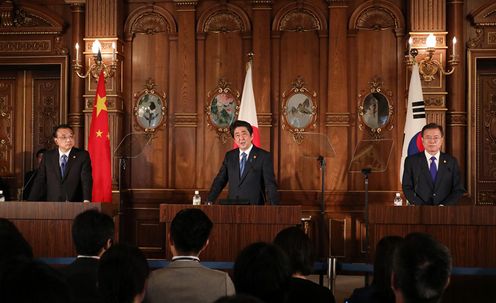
[234,242,291,303]
[59,209,115,303]
[348,236,403,303]
[98,243,149,303]
[391,233,452,303]
[273,226,336,303]
[145,208,235,303]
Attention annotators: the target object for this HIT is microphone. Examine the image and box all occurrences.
[20,170,38,201]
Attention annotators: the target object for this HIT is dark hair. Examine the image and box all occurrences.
[0,258,71,303]
[170,208,213,254]
[35,148,46,158]
[72,209,114,256]
[214,294,265,303]
[273,226,314,276]
[0,218,33,261]
[371,236,403,301]
[98,243,149,303]
[392,233,451,303]
[52,124,74,138]
[421,123,444,137]
[230,120,253,137]
[233,242,291,303]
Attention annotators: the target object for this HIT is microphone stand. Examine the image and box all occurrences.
[361,167,371,286]
[19,170,38,201]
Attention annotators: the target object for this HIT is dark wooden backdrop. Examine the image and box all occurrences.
[0,0,495,260]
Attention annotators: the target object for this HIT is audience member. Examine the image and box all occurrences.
[146,208,235,303]
[98,243,149,303]
[273,226,336,303]
[23,148,46,200]
[348,235,403,303]
[392,233,452,303]
[0,218,33,262]
[59,209,115,303]
[0,257,71,303]
[233,242,291,303]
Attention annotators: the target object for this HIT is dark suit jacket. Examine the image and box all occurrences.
[59,257,101,303]
[208,146,279,205]
[402,152,465,205]
[28,148,92,202]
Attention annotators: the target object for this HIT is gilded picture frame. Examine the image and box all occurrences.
[205,79,240,143]
[133,78,167,133]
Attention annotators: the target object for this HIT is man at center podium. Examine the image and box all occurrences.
[207,120,279,205]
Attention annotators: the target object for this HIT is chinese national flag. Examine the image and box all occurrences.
[88,70,112,202]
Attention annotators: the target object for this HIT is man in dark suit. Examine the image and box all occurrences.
[59,209,114,303]
[207,120,279,205]
[28,124,93,202]
[402,123,465,205]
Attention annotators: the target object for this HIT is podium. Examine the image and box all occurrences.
[160,204,301,261]
[0,202,117,257]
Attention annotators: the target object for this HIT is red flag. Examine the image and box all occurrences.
[236,60,260,148]
[88,70,112,202]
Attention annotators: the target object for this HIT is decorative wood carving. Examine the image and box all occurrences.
[424,95,445,107]
[357,77,394,137]
[468,2,496,49]
[325,113,351,126]
[205,78,240,144]
[0,81,13,174]
[281,77,317,144]
[124,5,177,40]
[35,80,59,148]
[0,2,64,33]
[273,2,327,32]
[478,191,496,206]
[197,4,251,33]
[257,113,273,126]
[446,112,467,126]
[349,0,404,33]
[173,113,197,127]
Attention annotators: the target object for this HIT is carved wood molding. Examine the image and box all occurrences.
[478,191,496,206]
[251,0,272,9]
[0,2,64,34]
[257,113,273,127]
[124,5,177,40]
[446,111,467,126]
[197,3,251,33]
[424,95,445,107]
[348,0,404,34]
[173,0,198,11]
[468,2,496,49]
[173,113,197,127]
[272,2,327,32]
[325,113,351,126]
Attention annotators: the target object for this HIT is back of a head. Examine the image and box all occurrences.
[234,242,291,303]
[372,236,403,290]
[0,258,70,303]
[98,243,149,303]
[170,208,213,254]
[0,218,33,261]
[273,226,314,276]
[392,233,452,303]
[72,209,114,256]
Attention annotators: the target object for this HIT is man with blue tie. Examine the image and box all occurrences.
[29,124,92,202]
[402,123,465,205]
[208,120,279,205]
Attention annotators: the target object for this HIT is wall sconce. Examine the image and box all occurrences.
[406,33,458,82]
[73,39,117,80]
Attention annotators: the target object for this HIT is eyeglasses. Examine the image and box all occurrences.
[423,136,442,142]
[57,135,74,141]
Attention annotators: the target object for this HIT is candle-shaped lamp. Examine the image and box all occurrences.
[75,43,79,63]
[408,37,413,55]
[426,33,436,48]
[452,37,457,57]
[112,42,116,62]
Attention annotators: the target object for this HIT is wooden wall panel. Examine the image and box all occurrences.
[129,32,170,188]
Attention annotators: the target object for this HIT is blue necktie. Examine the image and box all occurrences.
[60,155,68,177]
[429,156,437,182]
[240,152,247,177]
